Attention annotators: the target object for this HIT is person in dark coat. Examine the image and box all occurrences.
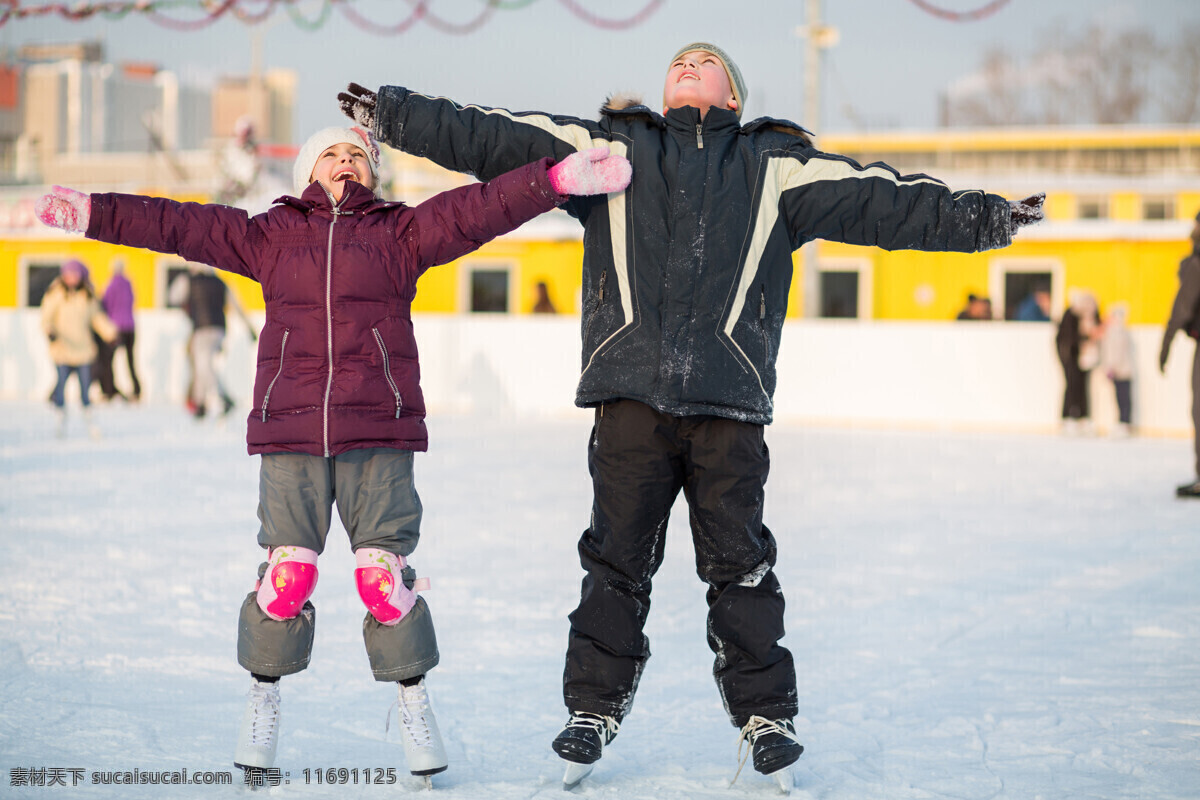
[1057,289,1101,435]
[168,262,255,418]
[1160,211,1200,496]
[35,125,630,784]
[339,41,1045,787]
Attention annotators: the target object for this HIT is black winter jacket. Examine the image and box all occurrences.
[375,88,1014,423]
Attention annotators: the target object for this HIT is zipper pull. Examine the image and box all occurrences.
[695,123,704,149]
[760,288,766,320]
[598,270,607,302]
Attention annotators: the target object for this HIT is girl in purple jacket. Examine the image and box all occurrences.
[36,125,630,786]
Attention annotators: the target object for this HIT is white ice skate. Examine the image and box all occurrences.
[234,678,281,787]
[396,678,447,787]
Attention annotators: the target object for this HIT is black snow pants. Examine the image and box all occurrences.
[563,399,797,728]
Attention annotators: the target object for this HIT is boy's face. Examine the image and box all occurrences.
[309,142,375,202]
[663,50,737,119]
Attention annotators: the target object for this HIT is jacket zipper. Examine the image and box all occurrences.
[372,328,403,419]
[759,286,768,356]
[695,123,704,149]
[260,328,291,422]
[592,402,604,448]
[322,204,348,457]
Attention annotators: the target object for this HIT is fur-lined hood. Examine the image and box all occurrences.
[600,93,813,147]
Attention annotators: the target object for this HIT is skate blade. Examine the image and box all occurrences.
[769,765,794,794]
[422,775,433,790]
[561,760,593,789]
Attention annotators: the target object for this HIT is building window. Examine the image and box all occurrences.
[1077,197,1108,220]
[819,271,859,318]
[469,267,510,313]
[1142,196,1175,221]
[1003,271,1053,321]
[25,263,62,307]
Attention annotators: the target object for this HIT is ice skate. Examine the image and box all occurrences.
[1177,480,1200,498]
[395,678,447,786]
[732,716,803,793]
[551,711,619,788]
[233,678,281,787]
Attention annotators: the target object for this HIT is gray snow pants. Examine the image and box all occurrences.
[237,448,439,681]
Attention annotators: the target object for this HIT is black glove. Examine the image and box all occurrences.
[47,332,57,343]
[338,83,377,130]
[1009,193,1045,236]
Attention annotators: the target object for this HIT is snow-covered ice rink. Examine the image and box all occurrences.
[2,401,1199,798]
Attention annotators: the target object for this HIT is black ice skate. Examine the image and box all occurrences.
[734,716,804,794]
[551,711,619,788]
[1176,480,1200,498]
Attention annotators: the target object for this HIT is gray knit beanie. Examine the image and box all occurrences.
[668,42,748,117]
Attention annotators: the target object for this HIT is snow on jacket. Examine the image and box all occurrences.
[40,279,118,366]
[374,88,1014,424]
[85,160,565,456]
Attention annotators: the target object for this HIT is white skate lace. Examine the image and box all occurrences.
[246,682,280,748]
[394,682,433,749]
[731,715,800,785]
[564,711,620,742]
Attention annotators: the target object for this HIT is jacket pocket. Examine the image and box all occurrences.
[260,328,290,422]
[372,327,404,419]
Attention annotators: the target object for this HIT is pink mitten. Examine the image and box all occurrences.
[548,147,632,196]
[35,186,91,233]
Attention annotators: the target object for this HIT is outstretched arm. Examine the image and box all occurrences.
[37,187,264,282]
[407,151,630,274]
[777,153,1019,253]
[340,82,606,183]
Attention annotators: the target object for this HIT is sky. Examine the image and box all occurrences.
[2,0,1199,142]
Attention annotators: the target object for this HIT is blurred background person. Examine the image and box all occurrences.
[40,260,118,437]
[1057,288,1100,435]
[956,292,991,320]
[532,280,558,314]
[1014,283,1052,322]
[1160,211,1200,496]
[169,263,256,419]
[94,260,142,402]
[1100,301,1134,437]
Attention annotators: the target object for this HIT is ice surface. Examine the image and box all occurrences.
[2,402,1199,798]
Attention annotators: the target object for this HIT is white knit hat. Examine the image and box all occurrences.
[292,125,381,196]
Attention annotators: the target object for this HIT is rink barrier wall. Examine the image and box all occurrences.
[0,310,1192,436]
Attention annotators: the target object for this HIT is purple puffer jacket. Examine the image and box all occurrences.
[86,159,565,456]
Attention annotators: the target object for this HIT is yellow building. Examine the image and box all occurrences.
[3,125,1198,324]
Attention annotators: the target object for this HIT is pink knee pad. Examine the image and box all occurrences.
[255,546,319,621]
[354,548,430,626]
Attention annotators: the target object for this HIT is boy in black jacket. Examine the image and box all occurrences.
[340,41,1043,789]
